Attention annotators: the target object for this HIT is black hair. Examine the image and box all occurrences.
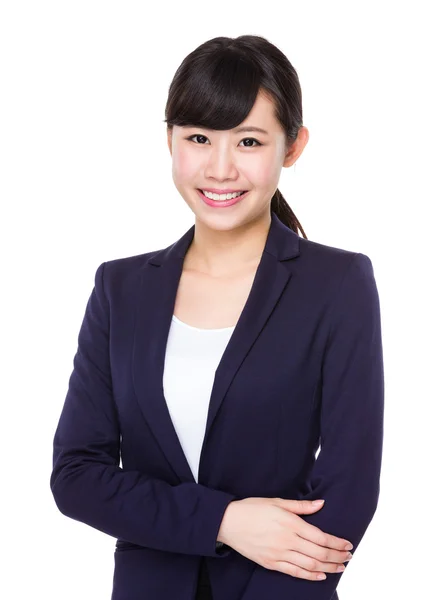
[163,34,307,238]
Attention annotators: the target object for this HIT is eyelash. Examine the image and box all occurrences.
[185,134,262,148]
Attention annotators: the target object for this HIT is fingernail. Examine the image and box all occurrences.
[344,543,353,550]
[312,499,325,505]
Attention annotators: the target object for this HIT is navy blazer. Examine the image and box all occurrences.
[50,211,384,600]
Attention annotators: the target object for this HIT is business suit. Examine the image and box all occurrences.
[50,210,384,599]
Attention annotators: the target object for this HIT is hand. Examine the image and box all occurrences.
[217,497,353,581]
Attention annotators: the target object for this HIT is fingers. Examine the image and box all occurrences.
[292,533,353,565]
[295,520,353,551]
[285,548,349,575]
[275,498,353,550]
[276,498,326,514]
[269,559,330,581]
[262,532,352,581]
[273,549,350,580]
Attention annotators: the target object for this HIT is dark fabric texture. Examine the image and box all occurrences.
[194,558,213,600]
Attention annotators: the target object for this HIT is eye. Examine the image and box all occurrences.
[239,138,262,147]
[185,134,262,147]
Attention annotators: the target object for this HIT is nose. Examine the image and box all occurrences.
[205,145,239,181]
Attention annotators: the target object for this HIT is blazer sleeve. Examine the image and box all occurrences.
[242,252,385,598]
[50,261,237,558]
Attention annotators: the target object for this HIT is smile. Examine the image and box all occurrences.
[196,189,250,208]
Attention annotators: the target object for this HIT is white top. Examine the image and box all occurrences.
[162,314,236,482]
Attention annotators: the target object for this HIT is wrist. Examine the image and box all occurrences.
[217,500,239,546]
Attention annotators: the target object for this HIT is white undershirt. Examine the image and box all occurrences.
[162,314,236,482]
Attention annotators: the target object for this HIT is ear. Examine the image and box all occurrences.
[167,128,173,156]
[283,126,309,168]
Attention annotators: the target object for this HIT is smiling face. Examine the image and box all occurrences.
[167,89,309,231]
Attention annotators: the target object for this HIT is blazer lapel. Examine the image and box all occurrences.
[132,211,300,484]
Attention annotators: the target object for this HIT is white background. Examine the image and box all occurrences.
[1,1,439,598]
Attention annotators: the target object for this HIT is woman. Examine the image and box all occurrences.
[50,35,384,600]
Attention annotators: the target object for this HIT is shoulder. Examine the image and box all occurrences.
[294,235,375,289]
[92,247,164,299]
[104,248,161,273]
[300,235,372,267]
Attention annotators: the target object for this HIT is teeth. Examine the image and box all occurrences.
[202,190,245,201]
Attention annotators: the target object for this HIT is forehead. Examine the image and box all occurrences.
[247,90,277,121]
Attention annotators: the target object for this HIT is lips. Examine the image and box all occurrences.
[196,188,249,207]
[198,189,247,196]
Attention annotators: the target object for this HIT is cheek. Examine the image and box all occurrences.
[243,157,280,187]
[172,148,198,184]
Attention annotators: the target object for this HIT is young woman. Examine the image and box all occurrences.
[50,35,384,600]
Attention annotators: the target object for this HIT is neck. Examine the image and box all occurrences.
[184,210,271,277]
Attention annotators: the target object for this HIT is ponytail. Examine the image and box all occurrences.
[270,189,307,238]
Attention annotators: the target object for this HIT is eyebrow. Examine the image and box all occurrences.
[186,125,269,135]
[233,126,269,135]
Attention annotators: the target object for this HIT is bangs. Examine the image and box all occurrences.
[165,50,264,131]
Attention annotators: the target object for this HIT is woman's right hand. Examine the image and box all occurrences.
[217,497,353,581]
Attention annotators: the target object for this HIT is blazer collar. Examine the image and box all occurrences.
[132,211,301,484]
[146,209,300,267]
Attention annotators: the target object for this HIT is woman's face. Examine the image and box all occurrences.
[167,90,308,232]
